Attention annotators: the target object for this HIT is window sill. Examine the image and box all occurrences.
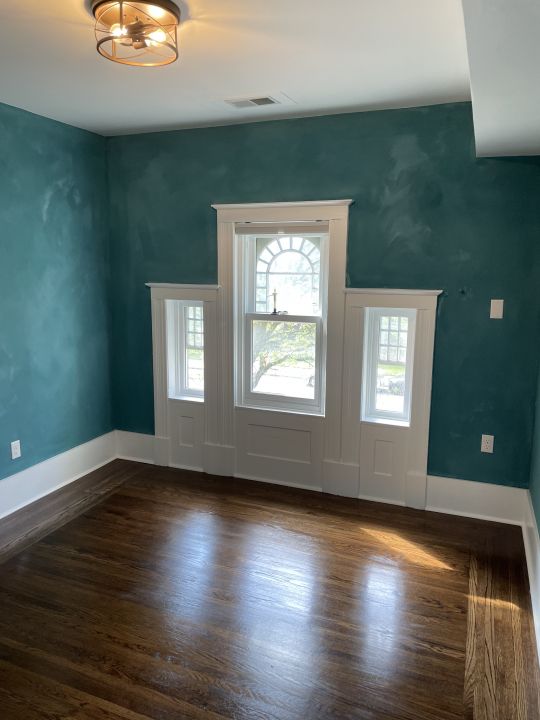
[168,395,204,404]
[235,404,325,419]
[361,416,410,428]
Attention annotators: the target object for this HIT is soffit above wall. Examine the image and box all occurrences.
[461,0,540,156]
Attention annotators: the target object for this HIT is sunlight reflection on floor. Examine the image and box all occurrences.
[362,528,452,571]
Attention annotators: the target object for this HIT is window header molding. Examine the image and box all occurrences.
[345,288,443,297]
[212,200,353,224]
[146,283,220,290]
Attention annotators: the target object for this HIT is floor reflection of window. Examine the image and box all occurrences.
[234,524,321,715]
[360,563,403,678]
[164,511,218,623]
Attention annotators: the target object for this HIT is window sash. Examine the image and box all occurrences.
[245,234,326,316]
[235,229,328,416]
[168,300,205,401]
[242,313,324,413]
[361,307,416,425]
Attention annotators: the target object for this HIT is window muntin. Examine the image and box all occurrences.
[254,236,321,315]
[362,308,416,425]
[237,231,328,414]
[184,305,204,393]
[167,300,204,401]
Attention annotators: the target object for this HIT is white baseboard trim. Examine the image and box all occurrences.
[203,443,235,477]
[0,431,117,520]
[234,472,322,493]
[170,462,204,472]
[115,430,156,465]
[426,474,527,526]
[321,460,359,497]
[522,492,540,662]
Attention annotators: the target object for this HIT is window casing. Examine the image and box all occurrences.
[361,307,416,425]
[235,229,328,414]
[166,300,204,401]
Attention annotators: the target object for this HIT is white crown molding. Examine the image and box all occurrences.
[212,200,353,210]
[345,288,443,297]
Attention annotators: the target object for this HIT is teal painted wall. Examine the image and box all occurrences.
[108,102,540,488]
[0,102,112,481]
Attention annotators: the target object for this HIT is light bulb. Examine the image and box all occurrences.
[146,4,167,19]
[148,29,167,43]
[110,23,127,37]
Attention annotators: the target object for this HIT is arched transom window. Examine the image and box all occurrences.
[255,236,321,315]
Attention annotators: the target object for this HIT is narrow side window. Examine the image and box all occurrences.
[166,300,204,401]
[361,307,416,425]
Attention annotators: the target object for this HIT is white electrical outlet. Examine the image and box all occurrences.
[11,440,21,460]
[481,434,494,454]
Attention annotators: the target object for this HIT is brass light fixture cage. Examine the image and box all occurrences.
[92,1,180,67]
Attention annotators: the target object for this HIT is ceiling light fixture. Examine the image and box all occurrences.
[92,1,180,67]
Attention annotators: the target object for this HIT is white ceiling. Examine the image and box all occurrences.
[0,0,471,136]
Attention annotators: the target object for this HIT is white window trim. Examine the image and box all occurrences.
[213,200,352,475]
[147,283,219,467]
[167,300,205,402]
[340,288,442,507]
[361,307,417,426]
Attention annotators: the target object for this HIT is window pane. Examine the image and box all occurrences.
[251,320,316,400]
[374,313,410,415]
[184,305,204,393]
[186,348,204,391]
[255,236,322,315]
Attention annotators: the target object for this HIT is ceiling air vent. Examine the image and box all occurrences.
[226,96,280,109]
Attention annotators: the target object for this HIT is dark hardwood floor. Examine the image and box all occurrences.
[0,459,538,719]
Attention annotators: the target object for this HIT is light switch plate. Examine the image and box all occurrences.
[490,299,504,319]
[11,440,21,460]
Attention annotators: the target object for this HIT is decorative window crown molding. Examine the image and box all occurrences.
[345,288,443,297]
[146,283,220,290]
[212,200,354,223]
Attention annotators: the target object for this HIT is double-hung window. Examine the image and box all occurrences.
[166,300,205,400]
[235,227,328,414]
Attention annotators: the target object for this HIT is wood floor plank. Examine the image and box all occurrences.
[0,460,538,719]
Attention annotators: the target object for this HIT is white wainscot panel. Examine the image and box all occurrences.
[235,408,323,490]
[168,399,205,471]
[359,423,409,505]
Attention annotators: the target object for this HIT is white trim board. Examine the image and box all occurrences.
[115,430,157,465]
[426,474,527,526]
[345,288,443,297]
[0,432,116,520]
[212,200,353,210]
[113,431,531,525]
[146,283,220,291]
[0,429,530,528]
[523,491,540,662]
